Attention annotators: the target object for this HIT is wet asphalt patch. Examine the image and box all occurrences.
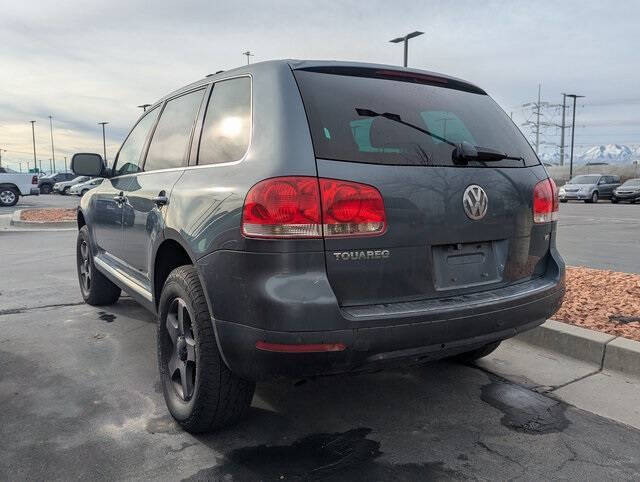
[481,378,570,434]
[184,427,463,481]
[98,311,116,323]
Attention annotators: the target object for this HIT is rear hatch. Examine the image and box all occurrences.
[293,66,554,307]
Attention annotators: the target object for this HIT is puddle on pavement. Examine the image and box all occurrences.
[185,427,463,481]
[481,379,569,434]
[98,311,116,323]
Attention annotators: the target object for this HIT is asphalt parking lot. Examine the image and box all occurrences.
[1,196,640,480]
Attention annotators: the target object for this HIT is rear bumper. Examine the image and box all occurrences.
[200,249,565,381]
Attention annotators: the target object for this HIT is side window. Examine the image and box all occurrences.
[144,89,205,172]
[198,77,251,165]
[113,107,160,176]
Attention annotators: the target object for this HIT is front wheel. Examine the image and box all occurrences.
[560,199,568,203]
[0,187,19,207]
[585,191,598,204]
[455,341,501,363]
[40,184,52,194]
[80,189,89,197]
[62,186,70,195]
[611,197,618,204]
[77,226,121,305]
[157,265,255,433]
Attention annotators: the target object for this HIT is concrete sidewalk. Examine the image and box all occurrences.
[477,321,640,430]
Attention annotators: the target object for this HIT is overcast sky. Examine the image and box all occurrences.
[1,0,638,170]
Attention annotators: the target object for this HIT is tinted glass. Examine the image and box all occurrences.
[145,89,205,171]
[114,107,160,176]
[199,77,251,165]
[294,69,539,167]
[570,175,599,184]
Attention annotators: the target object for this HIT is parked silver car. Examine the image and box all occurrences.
[558,174,620,203]
[53,176,90,195]
[69,178,103,196]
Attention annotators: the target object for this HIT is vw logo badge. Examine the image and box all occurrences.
[463,185,488,220]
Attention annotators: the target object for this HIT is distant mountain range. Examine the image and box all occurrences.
[539,144,640,165]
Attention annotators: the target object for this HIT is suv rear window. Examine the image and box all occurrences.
[293,68,539,168]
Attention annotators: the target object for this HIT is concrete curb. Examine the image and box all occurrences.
[10,209,76,229]
[516,319,640,377]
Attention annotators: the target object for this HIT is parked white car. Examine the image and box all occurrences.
[53,176,90,195]
[0,167,40,206]
[69,178,103,196]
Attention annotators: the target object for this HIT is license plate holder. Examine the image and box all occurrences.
[432,241,501,291]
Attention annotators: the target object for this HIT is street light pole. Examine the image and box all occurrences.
[98,122,109,162]
[243,50,254,65]
[30,120,37,172]
[566,94,585,180]
[389,31,424,67]
[559,94,567,166]
[49,115,56,172]
[137,104,151,112]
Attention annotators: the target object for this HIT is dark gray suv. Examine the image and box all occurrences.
[71,60,565,432]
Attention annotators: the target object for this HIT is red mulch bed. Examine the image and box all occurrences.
[555,266,640,342]
[20,208,76,223]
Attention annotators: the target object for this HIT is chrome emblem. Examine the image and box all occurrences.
[463,185,488,220]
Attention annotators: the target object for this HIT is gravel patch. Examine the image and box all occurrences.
[20,208,76,223]
[556,266,640,342]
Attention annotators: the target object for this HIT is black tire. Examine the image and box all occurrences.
[40,183,53,194]
[157,265,255,433]
[62,186,70,195]
[560,199,568,203]
[455,341,501,363]
[80,189,89,197]
[585,191,598,204]
[611,197,618,204]
[0,187,19,207]
[76,225,121,305]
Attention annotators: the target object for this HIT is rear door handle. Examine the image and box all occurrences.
[152,194,168,206]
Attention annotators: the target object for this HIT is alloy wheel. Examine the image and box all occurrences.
[164,298,197,401]
[0,189,16,205]
[79,240,91,293]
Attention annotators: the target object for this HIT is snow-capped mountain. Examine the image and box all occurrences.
[577,144,634,164]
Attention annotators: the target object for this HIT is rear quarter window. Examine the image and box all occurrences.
[198,77,251,165]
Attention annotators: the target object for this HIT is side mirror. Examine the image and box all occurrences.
[71,153,106,177]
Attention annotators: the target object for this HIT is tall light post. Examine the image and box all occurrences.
[138,104,151,112]
[0,148,5,168]
[64,156,68,172]
[389,31,424,67]
[30,120,37,172]
[98,122,109,162]
[566,94,585,179]
[243,50,254,65]
[48,115,56,172]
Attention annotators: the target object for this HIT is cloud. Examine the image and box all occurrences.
[1,0,639,169]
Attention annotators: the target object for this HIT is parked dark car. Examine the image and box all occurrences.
[611,178,640,203]
[558,174,620,203]
[71,60,565,432]
[38,172,76,194]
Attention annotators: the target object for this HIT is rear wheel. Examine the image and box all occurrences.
[0,187,19,207]
[80,189,89,197]
[455,341,501,363]
[40,183,52,194]
[77,226,121,305]
[157,265,255,433]
[585,191,598,204]
[560,199,568,203]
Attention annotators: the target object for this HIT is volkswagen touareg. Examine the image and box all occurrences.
[71,60,565,432]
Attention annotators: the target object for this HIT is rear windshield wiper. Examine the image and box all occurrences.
[355,108,524,165]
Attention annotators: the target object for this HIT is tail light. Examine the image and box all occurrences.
[533,178,559,223]
[242,176,386,238]
[32,175,38,184]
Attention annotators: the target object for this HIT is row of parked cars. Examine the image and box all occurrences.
[558,174,640,204]
[37,172,102,196]
[0,168,103,207]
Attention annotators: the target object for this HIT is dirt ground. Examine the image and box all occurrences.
[556,266,640,342]
[20,208,76,222]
